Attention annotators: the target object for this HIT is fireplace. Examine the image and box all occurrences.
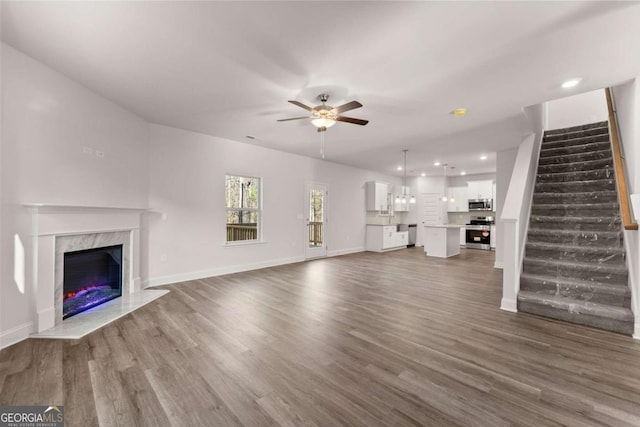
[63,244,123,319]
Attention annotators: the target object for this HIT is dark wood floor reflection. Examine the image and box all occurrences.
[2,248,640,426]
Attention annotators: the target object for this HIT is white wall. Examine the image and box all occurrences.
[613,79,639,197]
[494,148,518,269]
[612,77,640,337]
[546,89,608,130]
[0,44,150,347]
[144,124,400,285]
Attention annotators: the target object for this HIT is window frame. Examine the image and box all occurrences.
[224,174,263,245]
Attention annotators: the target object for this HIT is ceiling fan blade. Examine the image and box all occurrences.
[277,116,310,122]
[333,100,363,114]
[336,116,369,126]
[288,100,313,111]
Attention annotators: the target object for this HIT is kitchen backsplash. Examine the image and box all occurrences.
[448,211,496,225]
[366,211,407,225]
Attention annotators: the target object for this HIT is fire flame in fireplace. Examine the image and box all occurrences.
[64,283,105,300]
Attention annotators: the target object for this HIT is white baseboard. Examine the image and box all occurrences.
[500,298,518,313]
[634,322,640,340]
[0,321,34,350]
[144,256,306,287]
[327,246,365,257]
[494,261,504,269]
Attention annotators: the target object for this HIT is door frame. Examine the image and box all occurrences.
[304,182,329,260]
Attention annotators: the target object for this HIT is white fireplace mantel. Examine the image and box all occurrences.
[24,203,165,336]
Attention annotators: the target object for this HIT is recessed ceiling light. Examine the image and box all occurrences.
[480,155,487,160]
[434,161,441,166]
[452,108,467,117]
[421,172,426,177]
[461,171,466,176]
[561,78,582,89]
[397,166,403,171]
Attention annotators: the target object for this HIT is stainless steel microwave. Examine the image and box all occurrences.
[468,199,493,211]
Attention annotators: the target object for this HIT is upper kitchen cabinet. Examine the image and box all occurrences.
[447,186,469,212]
[467,179,494,200]
[366,181,390,211]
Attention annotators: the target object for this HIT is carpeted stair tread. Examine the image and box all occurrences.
[523,256,626,273]
[535,179,615,193]
[524,241,625,264]
[533,191,617,204]
[526,229,622,247]
[537,158,612,174]
[539,141,611,158]
[525,241,625,255]
[543,121,608,137]
[536,169,613,183]
[520,273,630,306]
[518,292,633,321]
[538,149,613,166]
[521,273,630,295]
[529,215,621,231]
[531,202,619,217]
[542,133,610,149]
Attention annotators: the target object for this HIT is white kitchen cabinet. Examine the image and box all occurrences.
[467,179,494,200]
[366,225,408,252]
[490,225,496,249]
[366,181,389,211]
[447,186,469,212]
[424,225,462,258]
[460,227,466,246]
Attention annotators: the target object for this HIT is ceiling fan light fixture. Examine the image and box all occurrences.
[311,118,336,128]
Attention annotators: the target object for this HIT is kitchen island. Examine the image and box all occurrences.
[424,224,463,258]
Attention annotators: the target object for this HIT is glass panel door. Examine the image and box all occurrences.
[305,183,328,259]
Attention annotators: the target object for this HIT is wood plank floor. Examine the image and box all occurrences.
[2,247,640,426]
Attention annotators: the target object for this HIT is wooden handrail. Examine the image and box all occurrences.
[605,87,638,230]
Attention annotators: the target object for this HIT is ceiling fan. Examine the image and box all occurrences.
[278,93,369,132]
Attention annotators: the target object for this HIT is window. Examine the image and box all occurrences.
[225,175,261,243]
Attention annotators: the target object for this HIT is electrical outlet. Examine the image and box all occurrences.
[83,146,92,155]
[95,150,105,158]
[160,254,167,262]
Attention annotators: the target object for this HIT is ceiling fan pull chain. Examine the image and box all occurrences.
[320,131,325,159]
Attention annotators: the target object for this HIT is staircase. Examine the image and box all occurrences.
[517,121,634,335]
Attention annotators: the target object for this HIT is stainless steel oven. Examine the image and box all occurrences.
[465,216,493,250]
[465,225,491,250]
[468,199,493,211]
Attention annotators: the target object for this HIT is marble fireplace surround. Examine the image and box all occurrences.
[25,204,168,338]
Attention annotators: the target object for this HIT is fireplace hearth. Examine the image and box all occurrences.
[63,244,123,319]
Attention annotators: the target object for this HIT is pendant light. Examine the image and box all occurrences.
[397,150,416,205]
[441,164,454,203]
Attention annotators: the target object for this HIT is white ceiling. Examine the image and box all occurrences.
[2,1,640,177]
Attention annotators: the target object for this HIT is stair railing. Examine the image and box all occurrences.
[605,87,638,230]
